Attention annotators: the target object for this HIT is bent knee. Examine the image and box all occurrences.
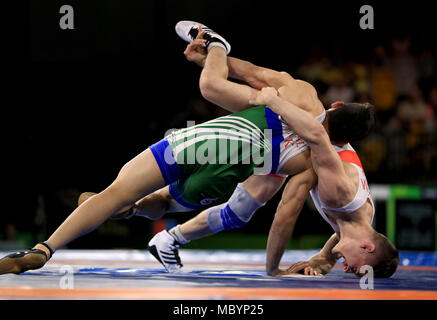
[206,203,248,232]
[199,73,225,101]
[100,183,137,209]
[135,192,170,220]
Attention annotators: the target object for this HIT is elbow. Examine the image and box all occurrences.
[308,122,327,144]
[199,74,216,101]
[312,122,326,138]
[199,62,229,102]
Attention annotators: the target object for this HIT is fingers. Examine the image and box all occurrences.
[277,261,326,277]
[183,25,207,61]
[183,39,207,61]
[193,39,207,46]
[185,39,206,52]
[249,87,275,106]
[304,266,322,276]
[295,261,310,269]
[287,261,309,273]
[259,86,278,98]
[196,25,206,40]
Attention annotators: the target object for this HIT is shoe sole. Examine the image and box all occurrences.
[0,253,46,275]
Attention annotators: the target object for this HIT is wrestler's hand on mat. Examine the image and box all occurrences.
[272,261,309,276]
[249,87,278,106]
[303,254,336,276]
[183,25,207,67]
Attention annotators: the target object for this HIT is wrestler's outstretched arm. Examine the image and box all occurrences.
[266,168,340,276]
[265,169,340,276]
[266,168,316,276]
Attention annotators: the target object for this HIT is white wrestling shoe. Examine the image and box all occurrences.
[147,230,183,273]
[175,20,231,54]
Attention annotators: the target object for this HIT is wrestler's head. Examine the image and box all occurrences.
[331,231,399,278]
[326,101,375,143]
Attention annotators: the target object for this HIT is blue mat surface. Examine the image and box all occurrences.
[1,249,436,292]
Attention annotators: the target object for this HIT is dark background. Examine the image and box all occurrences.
[2,0,436,250]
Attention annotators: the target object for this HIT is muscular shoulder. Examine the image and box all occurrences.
[342,161,360,196]
[314,154,357,207]
[295,79,317,93]
[323,162,358,207]
[279,78,324,116]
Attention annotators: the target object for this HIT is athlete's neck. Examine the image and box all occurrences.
[337,217,374,240]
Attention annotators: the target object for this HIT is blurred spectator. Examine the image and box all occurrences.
[396,86,428,125]
[354,132,387,177]
[423,85,437,173]
[382,117,408,179]
[322,69,355,104]
[417,48,436,93]
[425,85,437,133]
[296,46,329,83]
[392,87,427,151]
[391,36,419,97]
[387,86,429,179]
[369,45,397,123]
[350,62,370,98]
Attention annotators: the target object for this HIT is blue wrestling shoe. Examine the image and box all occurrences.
[175,20,231,54]
[148,230,183,273]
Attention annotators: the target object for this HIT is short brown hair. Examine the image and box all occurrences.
[372,233,399,278]
[327,102,376,143]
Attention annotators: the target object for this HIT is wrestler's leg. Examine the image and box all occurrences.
[199,46,258,113]
[175,175,286,242]
[36,148,166,254]
[78,184,193,221]
[134,186,193,219]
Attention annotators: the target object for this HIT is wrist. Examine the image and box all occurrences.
[266,264,280,276]
[265,94,282,111]
[267,268,280,276]
[265,93,278,104]
[317,252,336,265]
[198,56,206,68]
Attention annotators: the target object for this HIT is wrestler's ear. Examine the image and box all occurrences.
[360,241,375,253]
[331,101,345,109]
